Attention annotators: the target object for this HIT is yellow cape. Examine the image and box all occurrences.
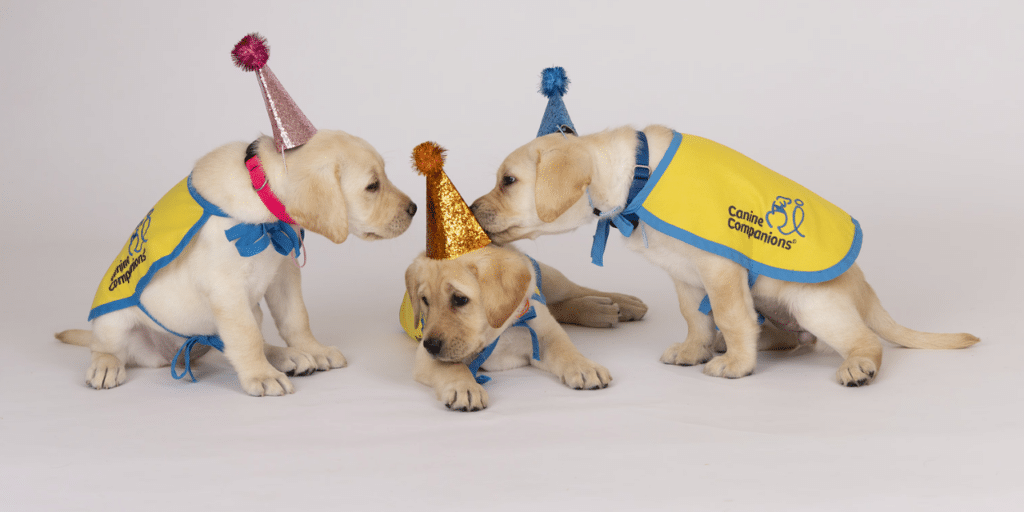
[635,132,861,283]
[89,176,226,320]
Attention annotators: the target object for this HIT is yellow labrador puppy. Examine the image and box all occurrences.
[471,125,979,386]
[57,130,416,396]
[405,244,619,411]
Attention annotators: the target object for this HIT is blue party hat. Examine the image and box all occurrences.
[536,67,576,137]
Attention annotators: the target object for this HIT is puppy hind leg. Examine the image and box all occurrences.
[660,279,717,367]
[538,261,647,326]
[794,301,882,387]
[78,316,132,389]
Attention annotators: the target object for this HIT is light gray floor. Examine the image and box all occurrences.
[2,2,1021,510]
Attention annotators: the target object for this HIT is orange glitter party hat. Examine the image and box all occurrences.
[412,142,491,260]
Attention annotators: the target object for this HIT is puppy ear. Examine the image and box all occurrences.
[286,165,349,243]
[535,142,593,223]
[472,253,532,329]
[404,257,423,325]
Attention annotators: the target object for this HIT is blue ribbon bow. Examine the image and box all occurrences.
[225,221,303,258]
[171,334,226,382]
[590,131,651,266]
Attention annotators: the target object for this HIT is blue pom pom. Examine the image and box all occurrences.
[540,67,569,98]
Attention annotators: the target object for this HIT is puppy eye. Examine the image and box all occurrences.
[451,294,469,307]
[366,180,380,192]
[421,296,429,307]
[501,175,516,187]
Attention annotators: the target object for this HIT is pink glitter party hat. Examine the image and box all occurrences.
[231,33,317,152]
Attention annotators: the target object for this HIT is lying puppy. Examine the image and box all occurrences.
[57,130,416,396]
[471,125,979,386]
[405,244,619,410]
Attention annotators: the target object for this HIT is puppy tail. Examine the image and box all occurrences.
[862,287,980,349]
[55,329,96,348]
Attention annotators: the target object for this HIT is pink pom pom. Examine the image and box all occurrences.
[231,33,270,72]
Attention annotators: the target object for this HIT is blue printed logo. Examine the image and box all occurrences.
[128,209,153,256]
[766,196,805,238]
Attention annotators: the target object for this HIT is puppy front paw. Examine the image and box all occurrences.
[86,353,126,389]
[305,345,348,372]
[440,381,489,412]
[703,353,755,379]
[660,341,714,366]
[837,356,876,387]
[557,358,612,390]
[239,368,295,397]
[266,345,348,376]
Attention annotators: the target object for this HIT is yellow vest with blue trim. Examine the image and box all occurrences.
[635,131,861,283]
[89,176,227,320]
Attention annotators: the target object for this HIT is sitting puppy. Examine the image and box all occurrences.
[58,130,417,396]
[471,124,979,386]
[405,244,614,411]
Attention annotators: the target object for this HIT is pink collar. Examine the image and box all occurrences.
[245,152,297,225]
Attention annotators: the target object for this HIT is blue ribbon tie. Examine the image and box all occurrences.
[590,131,650,266]
[225,221,302,258]
[465,258,548,385]
[171,334,226,382]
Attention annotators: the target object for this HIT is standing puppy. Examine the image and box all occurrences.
[471,69,978,386]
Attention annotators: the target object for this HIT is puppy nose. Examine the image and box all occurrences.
[423,336,442,355]
[407,202,418,217]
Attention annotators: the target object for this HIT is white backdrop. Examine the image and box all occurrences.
[1,1,1021,510]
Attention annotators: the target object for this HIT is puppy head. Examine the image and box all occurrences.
[470,133,594,244]
[279,130,417,243]
[404,245,532,362]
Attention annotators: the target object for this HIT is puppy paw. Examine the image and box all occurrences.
[86,353,126,389]
[702,353,755,379]
[660,342,714,366]
[440,381,489,412]
[605,292,648,322]
[266,345,347,376]
[305,345,348,372]
[239,368,295,397]
[266,346,317,376]
[557,358,612,390]
[837,356,876,387]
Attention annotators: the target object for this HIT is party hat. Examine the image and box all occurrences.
[231,33,317,152]
[536,67,576,137]
[412,142,491,260]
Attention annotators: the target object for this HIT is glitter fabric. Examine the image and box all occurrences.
[412,142,491,260]
[255,66,317,152]
[231,33,317,153]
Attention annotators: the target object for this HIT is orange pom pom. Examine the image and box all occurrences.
[412,142,446,177]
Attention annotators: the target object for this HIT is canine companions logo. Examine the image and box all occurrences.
[109,209,153,292]
[766,196,806,238]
